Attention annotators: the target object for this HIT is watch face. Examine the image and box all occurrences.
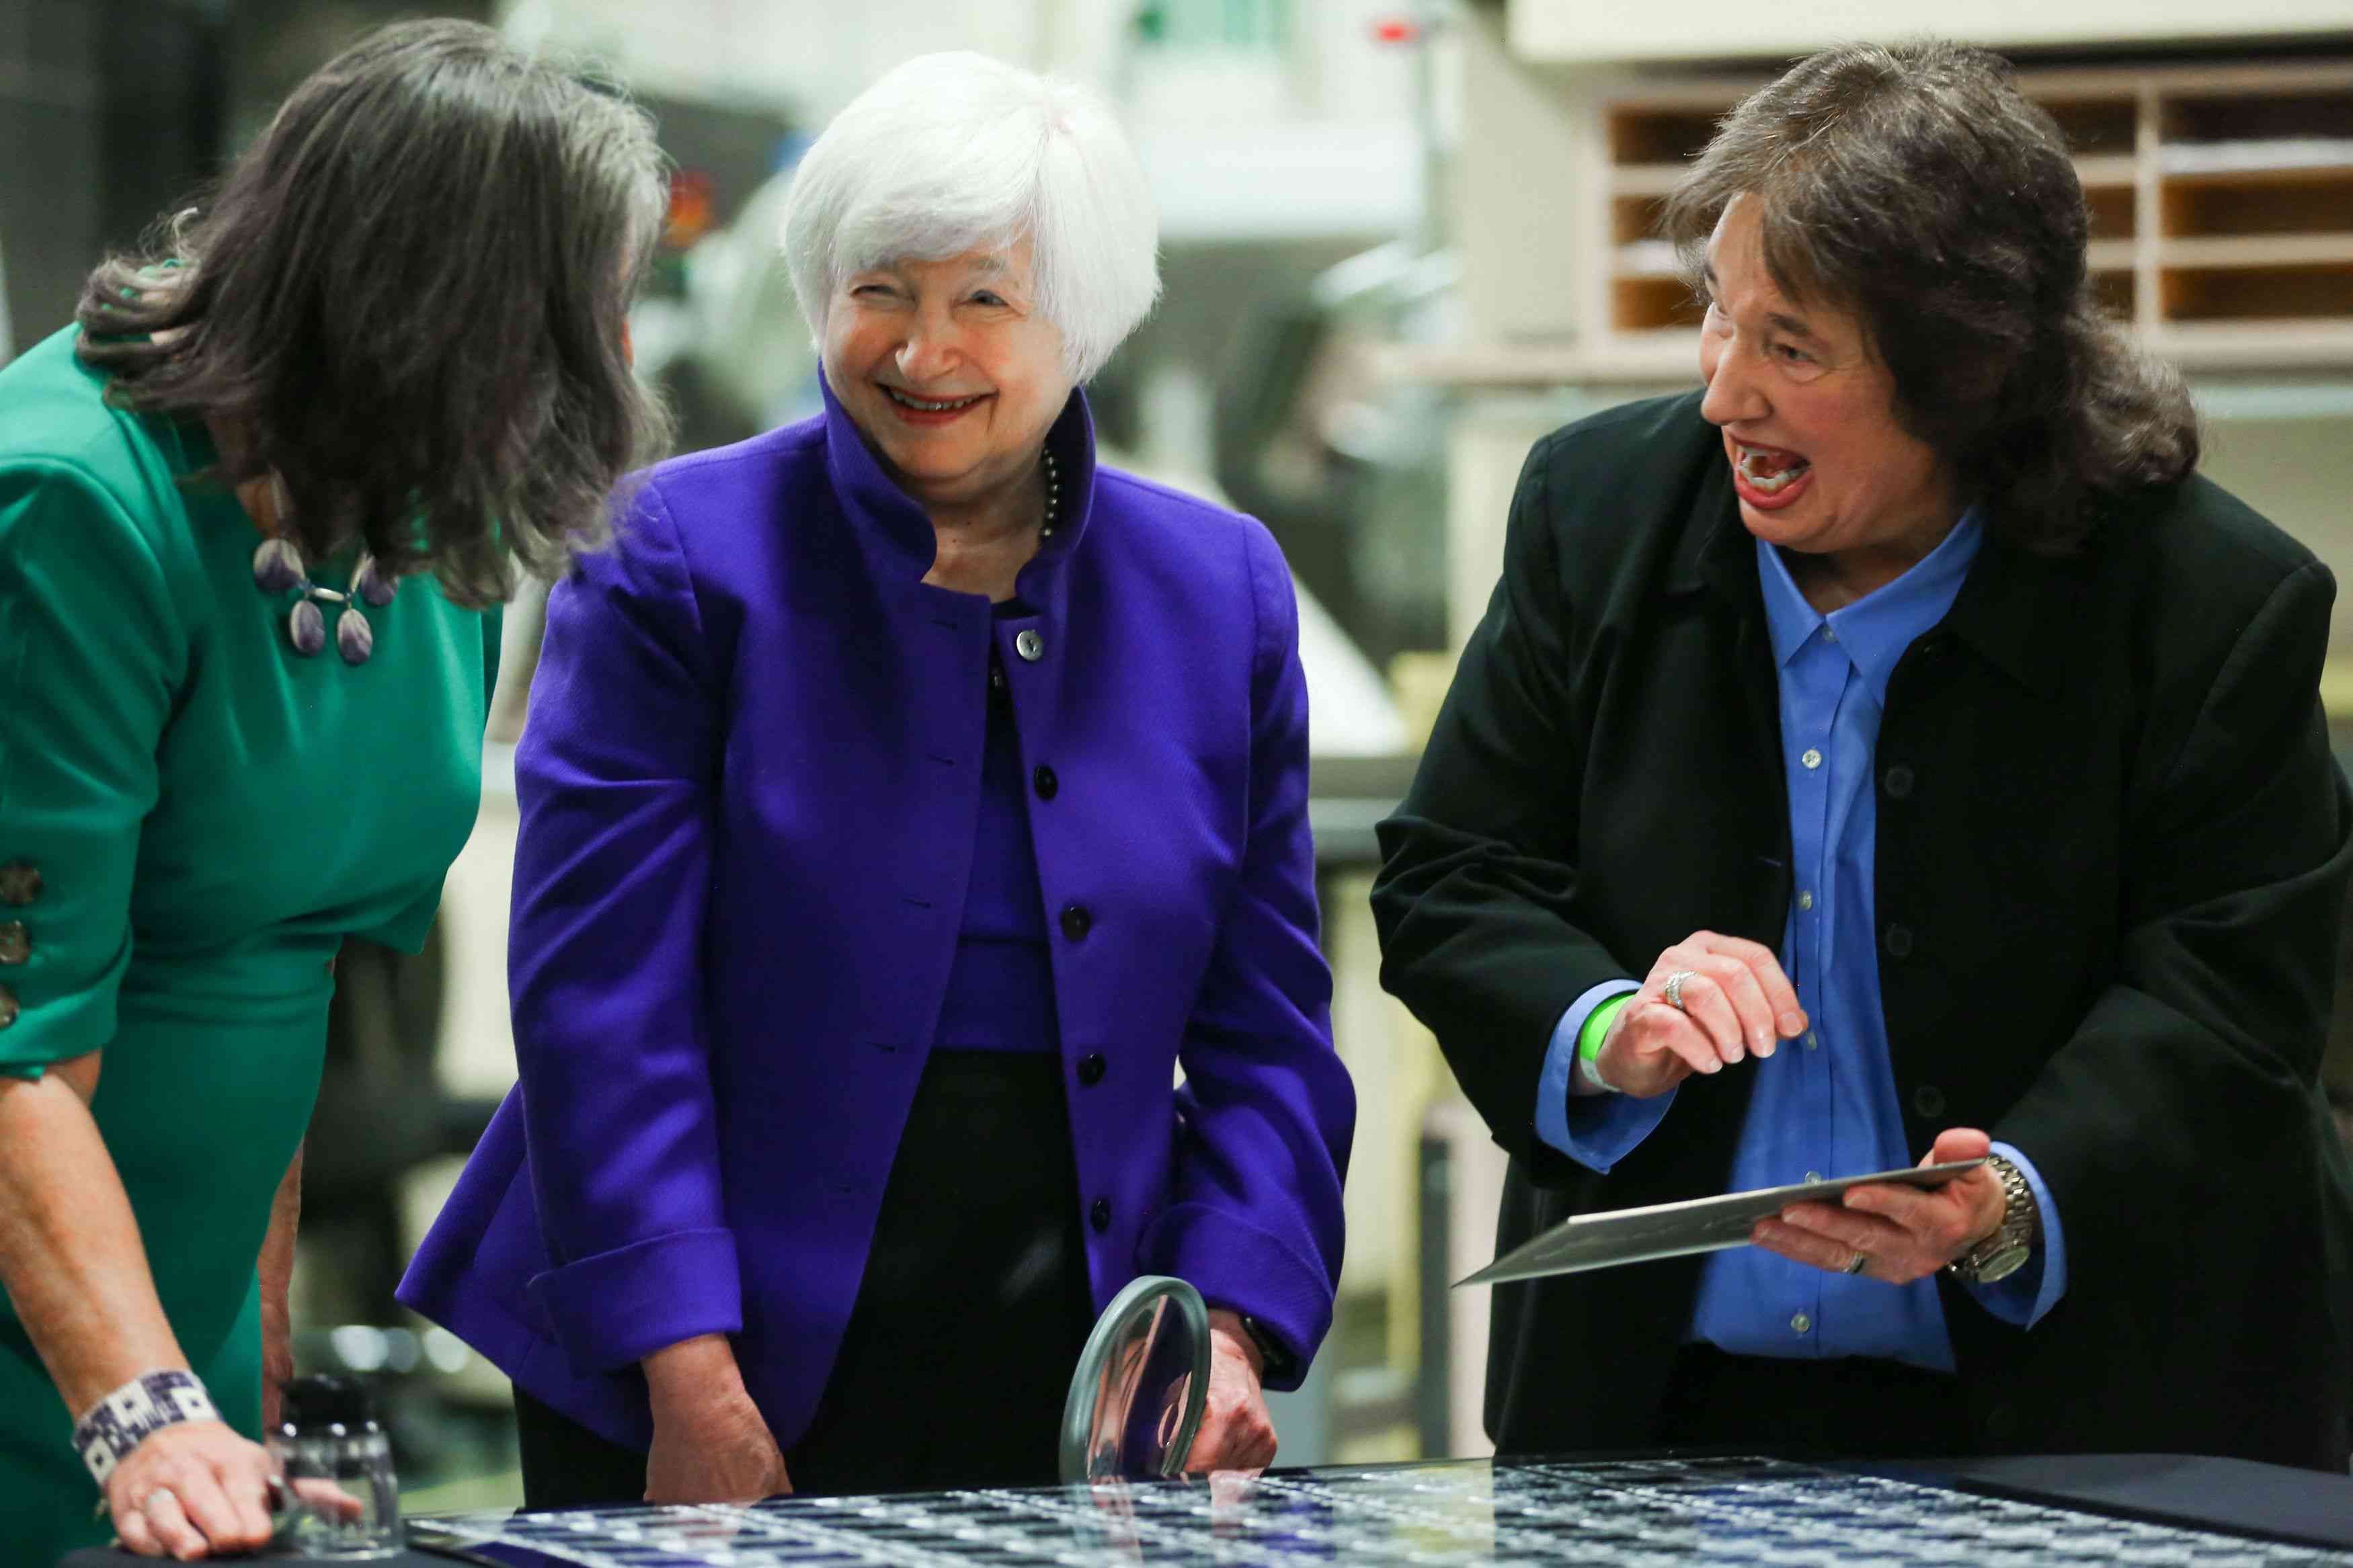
[1972,1243,2032,1284]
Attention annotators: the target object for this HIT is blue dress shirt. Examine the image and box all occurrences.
[1536,510,2067,1368]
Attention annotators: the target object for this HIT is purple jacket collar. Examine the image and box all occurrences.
[817,370,1101,627]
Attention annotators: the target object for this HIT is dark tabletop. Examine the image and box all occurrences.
[379,1452,2353,1568]
[63,1452,2353,1565]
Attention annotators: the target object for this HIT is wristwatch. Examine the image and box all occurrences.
[1944,1155,2037,1284]
[1238,1315,1297,1383]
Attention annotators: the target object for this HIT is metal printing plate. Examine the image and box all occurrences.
[1456,1159,1986,1286]
[411,1454,2353,1567]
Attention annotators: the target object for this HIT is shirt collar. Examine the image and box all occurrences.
[1756,506,1987,706]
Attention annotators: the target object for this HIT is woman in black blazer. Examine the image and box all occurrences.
[1374,40,2353,1470]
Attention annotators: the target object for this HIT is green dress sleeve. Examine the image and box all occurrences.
[0,460,182,1078]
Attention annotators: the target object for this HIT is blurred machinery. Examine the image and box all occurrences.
[1211,242,1460,675]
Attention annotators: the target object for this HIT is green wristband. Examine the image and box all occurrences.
[1578,993,1635,1077]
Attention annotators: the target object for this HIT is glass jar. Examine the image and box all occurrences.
[268,1373,403,1558]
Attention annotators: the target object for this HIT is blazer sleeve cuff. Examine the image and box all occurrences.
[1145,1204,1332,1393]
[1964,1141,2068,1328]
[527,1227,744,1372]
[1537,982,1673,1171]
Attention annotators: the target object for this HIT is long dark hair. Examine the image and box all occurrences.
[75,18,672,604]
[1661,40,2198,552]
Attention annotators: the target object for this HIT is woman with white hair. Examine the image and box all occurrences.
[401,52,1355,1503]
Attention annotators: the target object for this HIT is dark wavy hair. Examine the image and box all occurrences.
[74,18,672,604]
[1661,40,2198,552]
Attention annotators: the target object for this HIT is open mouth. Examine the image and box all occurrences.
[1734,441,1811,493]
[881,385,988,414]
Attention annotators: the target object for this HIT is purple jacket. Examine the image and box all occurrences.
[397,383,1354,1450]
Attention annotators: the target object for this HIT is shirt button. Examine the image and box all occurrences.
[1913,1083,1948,1119]
[1077,1051,1107,1086]
[1015,628,1045,662]
[1800,748,1823,770]
[1089,1197,1112,1233]
[1884,764,1915,799]
[0,862,41,906]
[1804,1170,1822,1184]
[1790,1313,1812,1335]
[1033,764,1058,800]
[0,921,26,965]
[1060,904,1092,942]
[1822,626,1839,643]
[1804,1030,1820,1050]
[1884,923,1915,958]
[1796,890,1814,911]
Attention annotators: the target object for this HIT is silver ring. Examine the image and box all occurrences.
[1662,970,1697,1011]
[141,1487,174,1514]
[1843,1250,1869,1276]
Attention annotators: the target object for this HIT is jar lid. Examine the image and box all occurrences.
[280,1372,376,1431]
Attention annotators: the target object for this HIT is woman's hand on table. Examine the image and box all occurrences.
[1182,1311,1279,1476]
[1754,1127,2009,1282]
[1593,932,1808,1098]
[643,1334,791,1503]
[106,1419,278,1559]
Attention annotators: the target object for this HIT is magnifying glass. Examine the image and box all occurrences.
[1058,1275,1211,1485]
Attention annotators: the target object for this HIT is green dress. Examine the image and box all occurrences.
[0,327,497,1560]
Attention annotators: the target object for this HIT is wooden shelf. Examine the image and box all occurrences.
[2163,164,2353,240]
[1613,275,1702,331]
[2089,272,2137,320]
[1611,241,1679,278]
[1611,235,2142,278]
[1375,321,2353,389]
[2163,88,2353,145]
[1607,106,1722,165]
[2162,235,2353,267]
[2163,263,2353,321]
[2163,155,2353,186]
[2086,239,2141,271]
[1594,58,2353,356]
[2040,99,2140,157]
[1616,153,2145,199]
[2073,154,2142,188]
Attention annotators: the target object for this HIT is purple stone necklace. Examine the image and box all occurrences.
[248,474,396,665]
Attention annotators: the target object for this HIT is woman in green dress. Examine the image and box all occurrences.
[0,20,669,1561]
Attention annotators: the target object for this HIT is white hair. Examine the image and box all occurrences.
[781,52,1161,384]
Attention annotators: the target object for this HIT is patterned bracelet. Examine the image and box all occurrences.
[72,1370,219,1488]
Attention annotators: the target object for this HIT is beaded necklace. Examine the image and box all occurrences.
[247,474,397,665]
[1037,446,1062,538]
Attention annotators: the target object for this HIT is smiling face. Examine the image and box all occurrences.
[1698,196,1961,589]
[822,239,1074,513]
